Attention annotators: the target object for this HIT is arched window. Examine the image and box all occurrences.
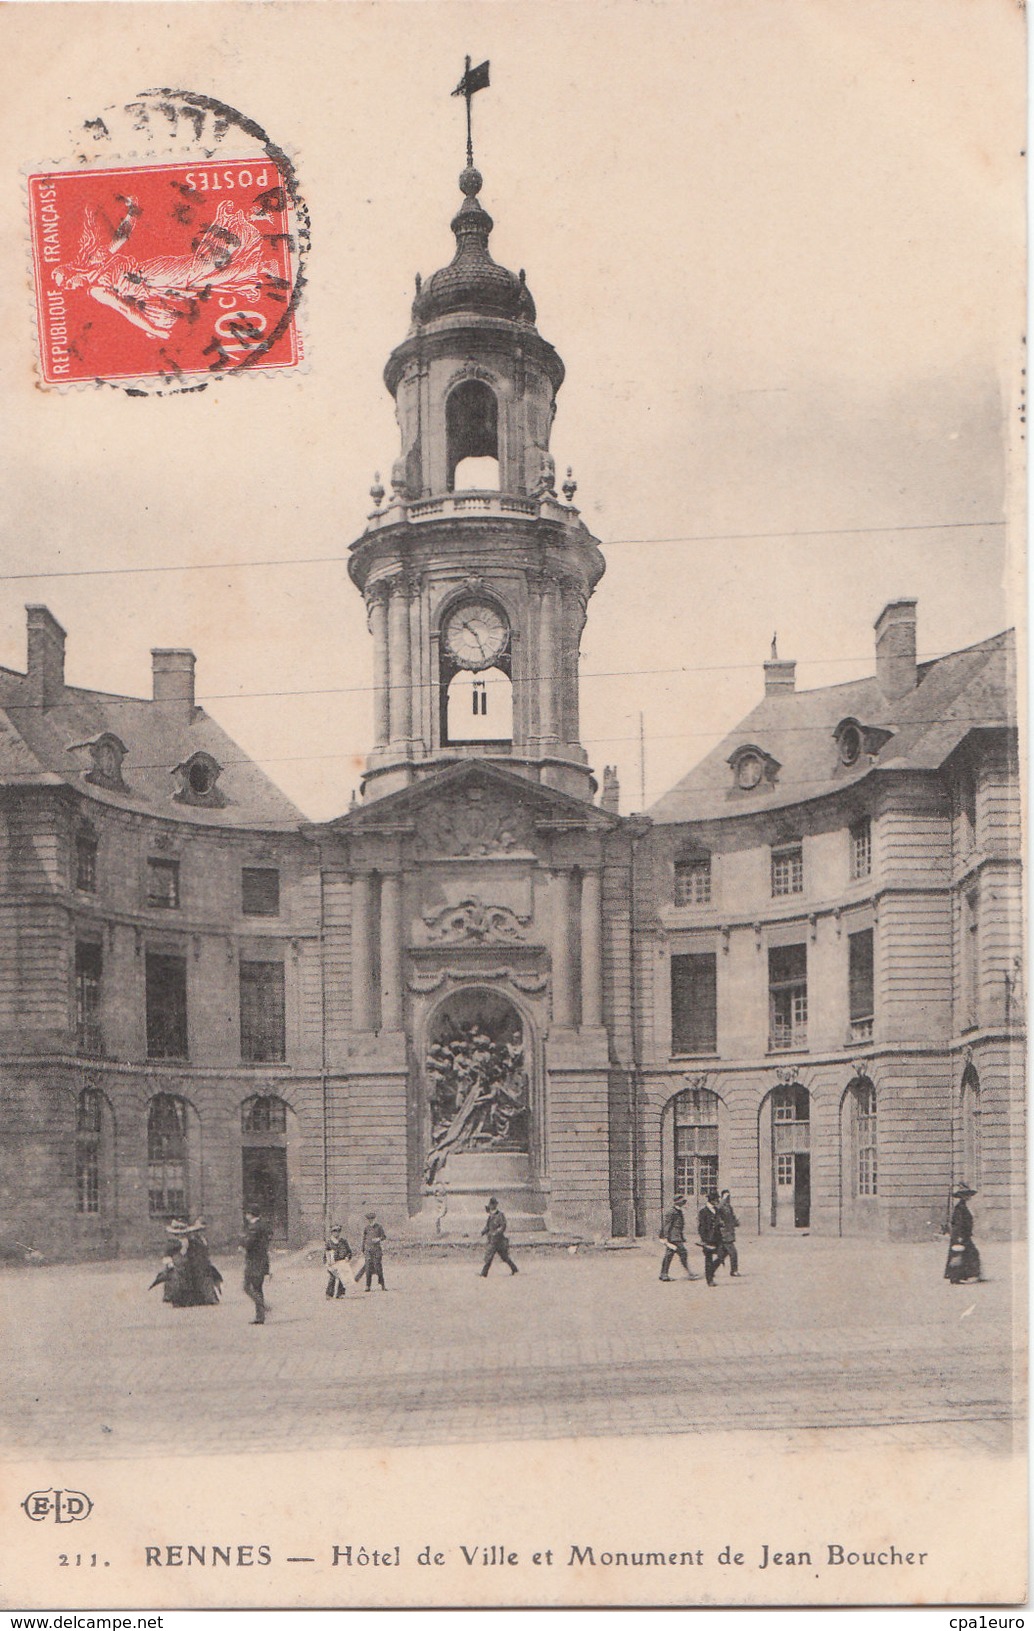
[444,667,513,743]
[147,1094,189,1218]
[446,380,499,491]
[960,1060,982,1190]
[75,1087,104,1214]
[851,1078,878,1197]
[672,1087,720,1199]
[242,1095,288,1135]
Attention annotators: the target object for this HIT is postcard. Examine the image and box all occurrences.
[0,0,1025,1611]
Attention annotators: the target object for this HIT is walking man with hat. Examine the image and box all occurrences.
[242,1208,271,1324]
[357,1210,387,1291]
[697,1189,724,1287]
[658,1194,697,1281]
[480,1196,518,1277]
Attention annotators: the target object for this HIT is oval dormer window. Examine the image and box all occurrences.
[174,751,226,808]
[189,759,215,796]
[736,752,764,790]
[839,723,862,767]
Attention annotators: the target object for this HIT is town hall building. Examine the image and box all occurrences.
[0,136,1023,1257]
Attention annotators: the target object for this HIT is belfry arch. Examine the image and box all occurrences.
[446,379,499,490]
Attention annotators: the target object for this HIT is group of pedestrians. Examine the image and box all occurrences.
[322,1212,388,1299]
[659,1189,739,1286]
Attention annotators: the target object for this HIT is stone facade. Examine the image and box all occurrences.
[0,159,1023,1258]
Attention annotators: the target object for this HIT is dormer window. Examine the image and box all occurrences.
[727,743,780,793]
[833,718,893,769]
[173,751,226,808]
[71,732,129,791]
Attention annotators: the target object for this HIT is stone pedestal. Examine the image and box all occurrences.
[416,1150,548,1237]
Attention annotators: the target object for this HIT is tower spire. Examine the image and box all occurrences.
[452,56,490,168]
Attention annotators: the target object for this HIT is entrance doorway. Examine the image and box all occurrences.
[762,1085,811,1230]
[241,1095,291,1243]
[242,1147,288,1241]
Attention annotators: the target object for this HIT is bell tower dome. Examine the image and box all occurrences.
[348,139,605,802]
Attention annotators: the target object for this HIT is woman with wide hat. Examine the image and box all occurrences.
[944,1185,982,1284]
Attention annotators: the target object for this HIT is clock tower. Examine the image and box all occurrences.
[347,156,605,802]
[329,80,633,1245]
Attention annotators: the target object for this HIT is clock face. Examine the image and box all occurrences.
[443,602,508,670]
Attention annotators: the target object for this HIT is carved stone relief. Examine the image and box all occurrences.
[415,785,533,857]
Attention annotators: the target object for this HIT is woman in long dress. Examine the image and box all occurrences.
[182,1220,223,1306]
[944,1185,982,1283]
[149,1220,191,1304]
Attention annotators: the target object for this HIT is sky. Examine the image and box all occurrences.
[0,0,1024,817]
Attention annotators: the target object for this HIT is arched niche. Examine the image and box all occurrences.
[423,989,531,1186]
[446,379,499,491]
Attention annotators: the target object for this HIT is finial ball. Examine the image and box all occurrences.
[459,166,483,197]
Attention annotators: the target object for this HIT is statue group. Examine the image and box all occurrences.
[424,1020,529,1184]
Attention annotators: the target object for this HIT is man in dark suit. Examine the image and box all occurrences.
[480,1197,518,1277]
[242,1209,271,1324]
[659,1194,698,1281]
[717,1189,740,1277]
[697,1190,723,1287]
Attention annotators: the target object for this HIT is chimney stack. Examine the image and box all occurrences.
[600,765,621,814]
[764,658,796,696]
[874,599,917,700]
[151,649,197,718]
[26,605,66,710]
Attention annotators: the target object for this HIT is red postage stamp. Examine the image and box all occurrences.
[27,158,302,388]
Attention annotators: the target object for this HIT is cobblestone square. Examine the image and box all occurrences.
[1,1235,1023,1461]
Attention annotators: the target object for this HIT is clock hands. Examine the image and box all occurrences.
[459,619,488,661]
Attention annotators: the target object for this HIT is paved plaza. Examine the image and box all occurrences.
[1,1236,1022,1460]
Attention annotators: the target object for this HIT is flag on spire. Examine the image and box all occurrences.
[452,58,491,168]
[452,58,490,99]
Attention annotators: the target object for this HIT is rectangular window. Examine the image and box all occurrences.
[75,835,97,893]
[240,960,286,1062]
[674,857,711,906]
[850,818,872,880]
[146,953,188,1059]
[242,867,280,917]
[147,858,180,910]
[848,928,874,1041]
[670,952,718,1055]
[771,844,803,897]
[776,1152,794,1186]
[75,940,103,1054]
[769,943,807,1051]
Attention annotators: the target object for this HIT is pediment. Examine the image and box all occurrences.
[328,761,620,847]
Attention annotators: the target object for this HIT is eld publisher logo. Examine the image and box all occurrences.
[22,1489,93,1523]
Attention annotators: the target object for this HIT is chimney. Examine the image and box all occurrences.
[600,765,621,814]
[26,604,66,709]
[151,649,197,718]
[874,599,917,700]
[764,658,796,696]
[763,633,795,696]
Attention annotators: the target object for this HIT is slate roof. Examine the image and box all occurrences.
[648,630,1016,826]
[0,666,305,830]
